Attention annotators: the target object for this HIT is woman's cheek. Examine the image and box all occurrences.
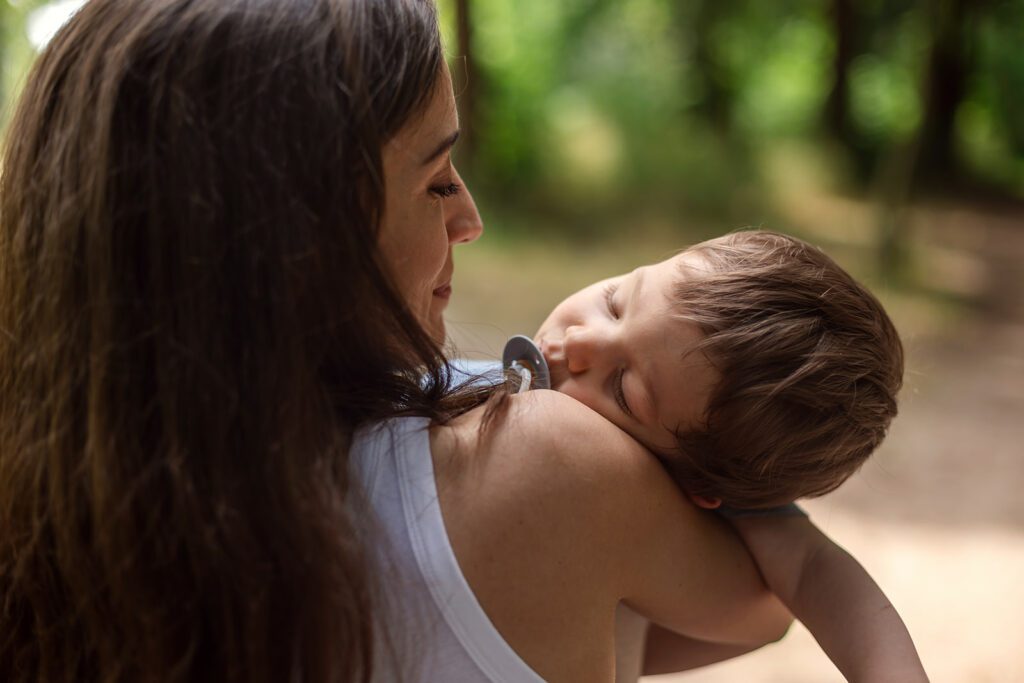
[423,208,448,267]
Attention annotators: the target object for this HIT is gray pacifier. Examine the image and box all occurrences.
[502,335,551,392]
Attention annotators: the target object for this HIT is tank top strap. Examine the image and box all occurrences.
[351,416,545,682]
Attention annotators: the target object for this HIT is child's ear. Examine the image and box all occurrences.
[688,494,722,510]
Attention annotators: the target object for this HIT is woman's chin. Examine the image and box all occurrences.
[424,312,446,345]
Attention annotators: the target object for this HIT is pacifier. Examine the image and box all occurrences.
[502,335,551,393]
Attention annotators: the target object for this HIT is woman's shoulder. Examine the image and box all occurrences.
[434,389,674,503]
[430,389,686,679]
[430,389,700,573]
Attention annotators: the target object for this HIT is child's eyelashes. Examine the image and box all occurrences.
[602,281,629,416]
[603,283,619,319]
[614,367,632,416]
[429,182,461,199]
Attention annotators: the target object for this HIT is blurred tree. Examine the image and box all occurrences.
[982,0,1024,161]
[913,0,978,187]
[873,0,986,276]
[0,2,10,105]
[951,0,1024,192]
[684,0,736,135]
[823,0,858,148]
[826,0,922,183]
[430,0,1024,248]
[0,0,53,120]
[453,0,479,166]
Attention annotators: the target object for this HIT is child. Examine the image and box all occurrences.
[528,230,927,680]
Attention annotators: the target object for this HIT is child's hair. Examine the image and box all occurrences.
[669,230,904,508]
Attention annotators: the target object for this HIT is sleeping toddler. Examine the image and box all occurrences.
[526,230,927,680]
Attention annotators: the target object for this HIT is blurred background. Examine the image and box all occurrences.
[6,0,1023,681]
[436,2,1024,681]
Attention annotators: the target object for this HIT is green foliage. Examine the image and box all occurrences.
[847,2,928,142]
[0,0,61,127]
[731,12,834,136]
[960,0,1024,187]
[5,0,1023,243]
[437,0,1024,239]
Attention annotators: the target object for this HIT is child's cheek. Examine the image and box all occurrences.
[555,380,621,428]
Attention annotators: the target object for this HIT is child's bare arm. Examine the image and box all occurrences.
[730,514,928,683]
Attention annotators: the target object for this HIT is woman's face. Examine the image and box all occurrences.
[378,65,483,342]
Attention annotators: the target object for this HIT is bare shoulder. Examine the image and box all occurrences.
[433,389,684,515]
[431,389,711,591]
[430,389,695,680]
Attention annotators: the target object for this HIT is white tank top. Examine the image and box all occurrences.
[349,416,546,683]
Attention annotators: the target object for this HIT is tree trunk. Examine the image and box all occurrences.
[875,0,977,278]
[914,0,973,188]
[454,0,477,166]
[823,0,856,144]
[689,0,733,134]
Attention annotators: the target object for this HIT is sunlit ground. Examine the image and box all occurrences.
[446,149,1024,683]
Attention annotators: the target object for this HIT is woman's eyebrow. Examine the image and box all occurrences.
[421,129,460,165]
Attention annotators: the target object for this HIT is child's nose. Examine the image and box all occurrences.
[564,325,612,373]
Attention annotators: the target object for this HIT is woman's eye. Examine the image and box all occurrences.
[614,367,632,416]
[603,283,619,319]
[429,182,461,199]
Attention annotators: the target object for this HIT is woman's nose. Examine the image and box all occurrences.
[445,166,483,245]
[564,325,613,374]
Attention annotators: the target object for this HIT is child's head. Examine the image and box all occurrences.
[668,230,904,507]
[535,230,904,508]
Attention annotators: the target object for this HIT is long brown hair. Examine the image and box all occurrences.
[0,0,470,680]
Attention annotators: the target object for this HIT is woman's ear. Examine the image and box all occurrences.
[687,494,722,509]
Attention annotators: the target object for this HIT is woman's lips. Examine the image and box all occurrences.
[433,283,452,300]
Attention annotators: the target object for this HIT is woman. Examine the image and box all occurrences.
[0,1,789,681]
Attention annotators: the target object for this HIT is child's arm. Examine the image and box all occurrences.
[730,513,928,682]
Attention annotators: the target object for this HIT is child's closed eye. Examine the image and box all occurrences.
[603,283,619,319]
[614,367,632,417]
